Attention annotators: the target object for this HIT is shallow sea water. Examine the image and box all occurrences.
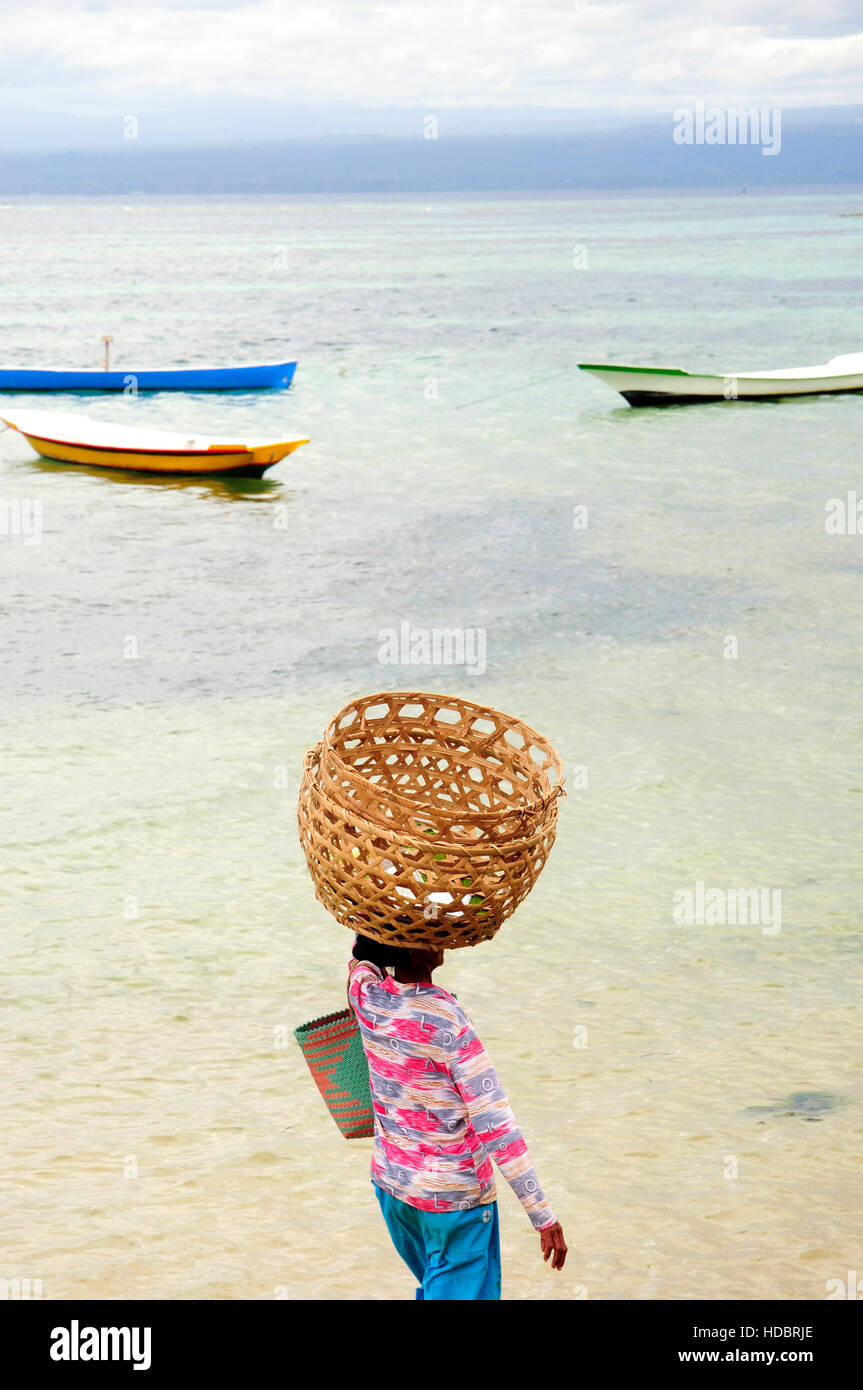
[1,191,862,1299]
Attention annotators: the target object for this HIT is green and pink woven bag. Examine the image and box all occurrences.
[294,1008,374,1140]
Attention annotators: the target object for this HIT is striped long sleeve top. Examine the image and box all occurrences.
[348,958,556,1231]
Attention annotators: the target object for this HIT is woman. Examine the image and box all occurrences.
[348,932,567,1300]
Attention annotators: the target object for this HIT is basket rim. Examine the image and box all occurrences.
[300,744,562,857]
[319,691,565,828]
[316,745,558,817]
[316,750,564,840]
[325,690,563,761]
[294,1006,355,1040]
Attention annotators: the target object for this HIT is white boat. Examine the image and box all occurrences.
[1,408,309,476]
[578,353,863,406]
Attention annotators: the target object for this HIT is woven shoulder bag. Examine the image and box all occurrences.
[294,1007,374,1140]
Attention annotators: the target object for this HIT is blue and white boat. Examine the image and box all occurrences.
[0,361,297,392]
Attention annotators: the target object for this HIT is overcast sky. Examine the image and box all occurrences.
[1,0,861,148]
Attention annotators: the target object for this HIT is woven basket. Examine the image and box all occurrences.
[297,691,564,950]
[294,1007,374,1139]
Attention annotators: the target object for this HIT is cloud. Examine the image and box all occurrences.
[0,0,860,142]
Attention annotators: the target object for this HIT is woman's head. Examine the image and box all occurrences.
[353,933,444,979]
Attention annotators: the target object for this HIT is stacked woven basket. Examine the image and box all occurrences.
[298,691,565,949]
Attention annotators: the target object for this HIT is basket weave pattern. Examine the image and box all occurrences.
[298,692,564,949]
[294,1007,374,1139]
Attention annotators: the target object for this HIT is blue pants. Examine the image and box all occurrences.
[375,1184,502,1300]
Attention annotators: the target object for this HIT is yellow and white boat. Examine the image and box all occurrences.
[1,409,309,476]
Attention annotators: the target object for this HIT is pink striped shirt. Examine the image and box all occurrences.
[348,958,556,1230]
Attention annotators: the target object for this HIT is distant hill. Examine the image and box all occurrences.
[0,115,860,194]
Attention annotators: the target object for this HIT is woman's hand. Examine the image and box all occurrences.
[540,1221,567,1271]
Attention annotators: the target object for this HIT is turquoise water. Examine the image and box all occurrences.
[1,191,862,1299]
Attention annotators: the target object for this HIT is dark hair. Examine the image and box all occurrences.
[352,933,414,973]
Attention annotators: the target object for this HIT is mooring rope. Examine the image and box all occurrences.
[453,366,572,411]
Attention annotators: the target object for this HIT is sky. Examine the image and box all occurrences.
[1,0,862,149]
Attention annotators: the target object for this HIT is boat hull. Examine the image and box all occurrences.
[620,385,863,406]
[9,429,308,476]
[0,362,297,392]
[579,361,863,406]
